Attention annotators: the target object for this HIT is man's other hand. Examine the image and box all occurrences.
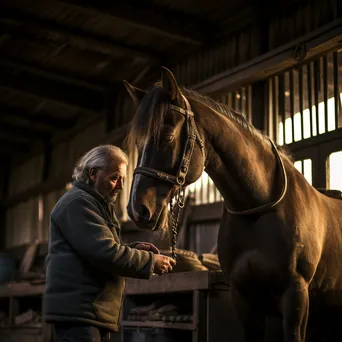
[153,255,176,276]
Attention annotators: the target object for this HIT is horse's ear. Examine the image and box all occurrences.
[123,80,145,104]
[161,66,181,100]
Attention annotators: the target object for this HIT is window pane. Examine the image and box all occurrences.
[276,49,341,144]
[329,151,342,191]
[294,159,312,185]
[303,159,312,185]
[294,161,302,173]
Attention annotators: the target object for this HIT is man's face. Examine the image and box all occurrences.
[90,161,127,203]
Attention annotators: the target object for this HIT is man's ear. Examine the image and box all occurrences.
[89,167,98,183]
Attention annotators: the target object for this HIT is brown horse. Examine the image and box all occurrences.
[124,67,342,342]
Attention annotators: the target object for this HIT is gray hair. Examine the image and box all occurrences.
[72,145,128,184]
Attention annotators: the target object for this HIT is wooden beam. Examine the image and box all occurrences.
[0,130,30,143]
[0,107,75,131]
[1,6,160,63]
[124,271,228,295]
[0,62,106,112]
[0,85,99,117]
[0,139,30,155]
[56,0,206,45]
[0,122,49,141]
[0,58,106,93]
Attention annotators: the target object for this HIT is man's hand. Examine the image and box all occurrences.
[134,242,160,254]
[153,255,176,276]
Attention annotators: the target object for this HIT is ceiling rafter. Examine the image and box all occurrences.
[0,58,106,93]
[0,106,75,131]
[0,85,101,117]
[52,0,207,45]
[0,139,30,155]
[0,122,49,141]
[0,60,106,112]
[1,6,162,63]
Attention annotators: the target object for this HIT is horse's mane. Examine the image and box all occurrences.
[126,82,291,160]
[183,88,265,142]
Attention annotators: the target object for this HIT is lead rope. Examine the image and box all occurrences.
[169,186,185,260]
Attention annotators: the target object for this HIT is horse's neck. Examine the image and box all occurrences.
[201,110,280,212]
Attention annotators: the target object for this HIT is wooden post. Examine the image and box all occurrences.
[251,80,268,134]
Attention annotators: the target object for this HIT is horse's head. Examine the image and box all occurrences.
[124,67,205,231]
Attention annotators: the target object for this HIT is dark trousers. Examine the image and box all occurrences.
[54,322,111,342]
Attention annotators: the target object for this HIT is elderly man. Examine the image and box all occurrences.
[44,145,175,342]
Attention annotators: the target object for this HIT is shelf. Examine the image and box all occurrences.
[0,271,229,298]
[0,282,45,298]
[121,320,196,330]
[125,270,228,295]
[1,324,42,329]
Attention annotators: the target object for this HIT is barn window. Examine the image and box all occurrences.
[270,49,342,145]
[219,85,253,122]
[188,172,223,205]
[294,159,313,185]
[327,151,342,191]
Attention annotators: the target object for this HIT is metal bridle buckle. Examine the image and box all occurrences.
[176,176,185,185]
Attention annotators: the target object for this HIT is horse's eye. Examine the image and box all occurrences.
[164,134,174,142]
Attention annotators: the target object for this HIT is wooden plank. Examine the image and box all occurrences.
[0,282,45,298]
[125,271,219,295]
[190,202,224,223]
[121,321,196,330]
[18,240,39,276]
[287,127,342,153]
[0,272,228,298]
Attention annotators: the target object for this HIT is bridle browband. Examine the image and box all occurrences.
[132,94,288,260]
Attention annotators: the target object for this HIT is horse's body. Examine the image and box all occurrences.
[123,68,342,342]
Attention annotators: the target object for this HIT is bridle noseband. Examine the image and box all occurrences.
[132,94,288,261]
[133,95,205,260]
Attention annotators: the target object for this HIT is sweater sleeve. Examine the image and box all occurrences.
[55,196,155,279]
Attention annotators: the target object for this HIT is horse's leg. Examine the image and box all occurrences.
[280,276,309,342]
[230,285,266,342]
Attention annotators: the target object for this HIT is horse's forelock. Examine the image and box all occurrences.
[126,85,169,154]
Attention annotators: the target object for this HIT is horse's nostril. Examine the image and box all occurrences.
[136,205,151,221]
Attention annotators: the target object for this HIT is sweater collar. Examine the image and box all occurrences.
[73,180,107,203]
[72,181,121,228]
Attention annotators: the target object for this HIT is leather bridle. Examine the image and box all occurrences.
[132,95,288,260]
